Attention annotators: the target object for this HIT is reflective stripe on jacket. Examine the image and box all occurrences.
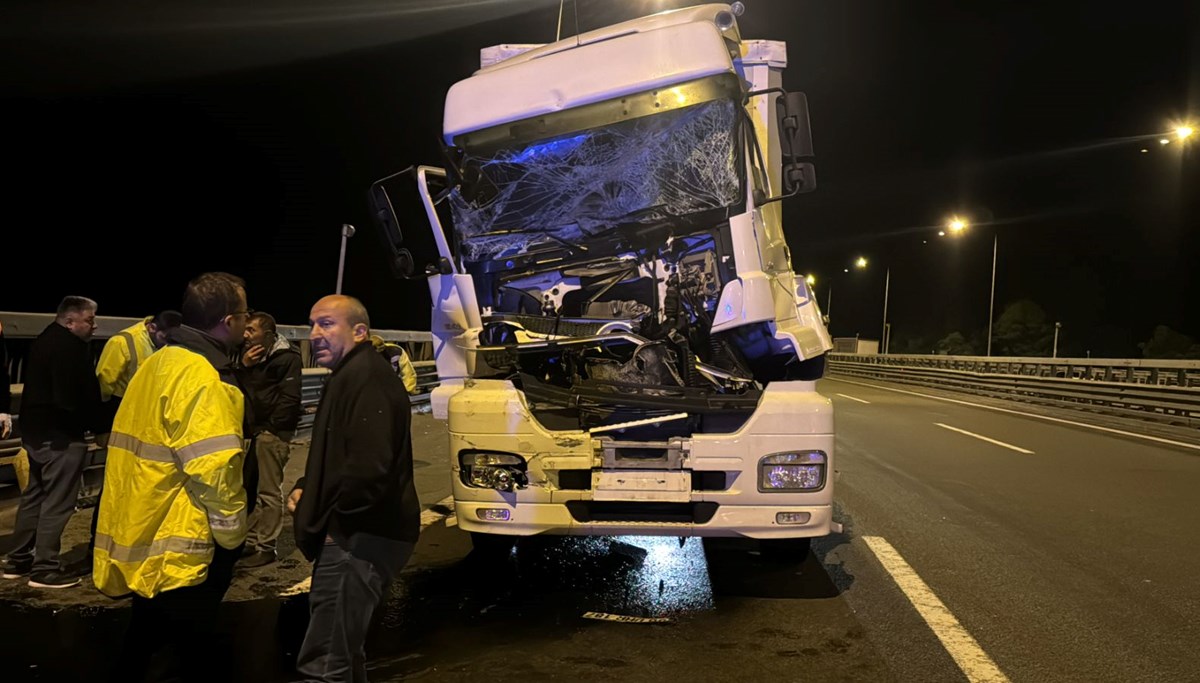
[93,343,248,598]
[96,318,156,401]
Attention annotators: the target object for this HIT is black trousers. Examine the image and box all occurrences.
[110,544,241,683]
[7,440,87,574]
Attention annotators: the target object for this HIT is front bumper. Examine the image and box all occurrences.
[455,500,833,540]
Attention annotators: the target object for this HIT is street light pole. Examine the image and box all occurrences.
[986,234,997,357]
[881,267,890,354]
[1052,321,1061,358]
[336,223,356,294]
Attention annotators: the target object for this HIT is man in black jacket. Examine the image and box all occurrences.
[238,311,303,568]
[288,294,419,683]
[2,296,107,589]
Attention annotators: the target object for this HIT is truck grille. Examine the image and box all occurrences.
[565,501,719,524]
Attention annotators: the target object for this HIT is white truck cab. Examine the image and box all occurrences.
[372,3,834,557]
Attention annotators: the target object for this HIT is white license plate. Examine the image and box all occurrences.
[592,470,690,502]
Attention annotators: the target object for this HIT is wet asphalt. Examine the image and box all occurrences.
[6,376,1197,682]
[0,523,893,682]
[0,408,896,683]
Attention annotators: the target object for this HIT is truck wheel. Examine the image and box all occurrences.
[470,532,517,558]
[760,537,811,562]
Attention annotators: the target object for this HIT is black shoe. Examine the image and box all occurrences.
[2,561,31,580]
[237,550,277,569]
[27,571,83,589]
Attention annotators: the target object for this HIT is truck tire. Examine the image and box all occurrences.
[760,537,811,562]
[470,532,517,558]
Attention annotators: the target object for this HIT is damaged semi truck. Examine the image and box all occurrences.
[372,3,835,558]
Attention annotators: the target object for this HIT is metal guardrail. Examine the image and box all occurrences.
[827,354,1200,429]
[0,311,437,491]
[828,353,1200,387]
[298,360,439,432]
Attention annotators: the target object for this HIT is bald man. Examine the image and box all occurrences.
[289,295,420,682]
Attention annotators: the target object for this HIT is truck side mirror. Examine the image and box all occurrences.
[777,91,816,195]
[369,167,415,278]
[369,166,450,280]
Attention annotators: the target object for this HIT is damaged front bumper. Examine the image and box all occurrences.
[446,378,834,540]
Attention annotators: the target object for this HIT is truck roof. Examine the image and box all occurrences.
[442,3,742,145]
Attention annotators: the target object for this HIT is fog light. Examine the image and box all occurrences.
[776,512,811,525]
[476,508,511,521]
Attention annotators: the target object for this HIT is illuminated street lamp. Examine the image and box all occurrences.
[947,218,999,356]
[842,256,891,353]
[1175,125,1194,141]
[827,259,869,324]
[805,274,816,287]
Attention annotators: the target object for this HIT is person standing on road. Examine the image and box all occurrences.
[288,295,420,683]
[237,311,303,568]
[93,273,252,683]
[95,310,182,421]
[369,334,419,395]
[88,310,182,560]
[1,296,106,589]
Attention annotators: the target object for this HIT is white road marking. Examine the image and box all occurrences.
[836,392,871,404]
[828,377,1200,452]
[935,423,1034,454]
[863,536,1010,683]
[445,515,458,528]
[280,495,455,597]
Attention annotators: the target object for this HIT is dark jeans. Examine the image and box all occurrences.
[111,544,241,683]
[7,440,87,574]
[295,532,414,683]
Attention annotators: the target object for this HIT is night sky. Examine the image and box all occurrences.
[3,0,1196,358]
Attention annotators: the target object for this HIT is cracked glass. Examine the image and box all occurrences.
[450,98,743,262]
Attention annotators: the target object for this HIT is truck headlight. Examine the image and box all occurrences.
[459,451,529,492]
[758,451,826,492]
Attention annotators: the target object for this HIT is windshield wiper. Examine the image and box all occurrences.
[539,231,589,253]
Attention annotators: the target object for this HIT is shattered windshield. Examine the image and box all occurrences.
[450,98,744,263]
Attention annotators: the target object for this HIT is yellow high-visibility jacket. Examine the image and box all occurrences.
[96,318,156,401]
[93,336,248,598]
[383,343,419,394]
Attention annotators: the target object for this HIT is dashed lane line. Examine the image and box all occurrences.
[935,423,1035,454]
[827,377,1200,452]
[836,393,871,404]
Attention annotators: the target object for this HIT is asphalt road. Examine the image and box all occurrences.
[820,376,1200,683]
[0,379,1197,682]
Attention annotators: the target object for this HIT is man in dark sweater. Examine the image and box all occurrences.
[238,311,303,568]
[2,296,107,589]
[287,294,419,683]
